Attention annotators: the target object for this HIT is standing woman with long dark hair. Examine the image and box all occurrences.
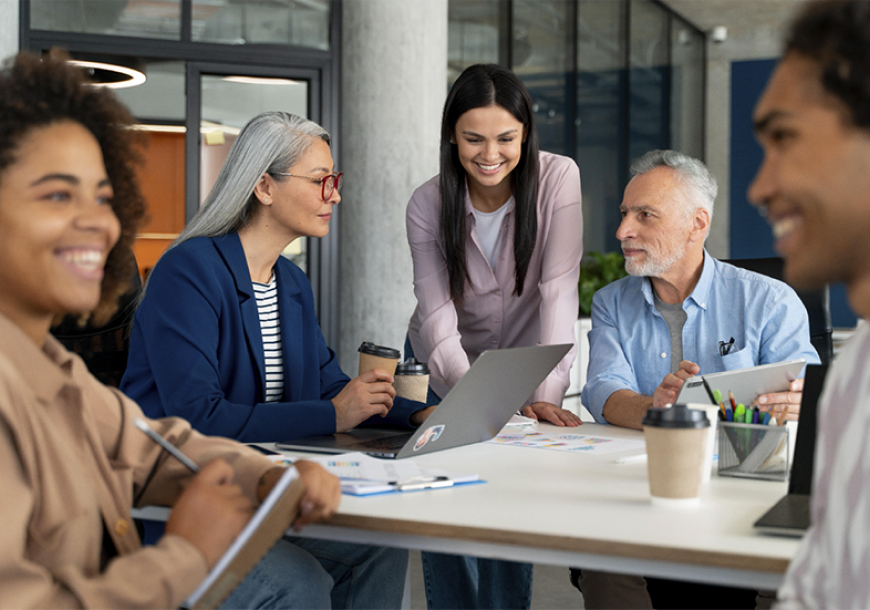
[406,64,584,608]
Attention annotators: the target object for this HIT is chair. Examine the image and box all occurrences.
[723,257,833,364]
[50,265,142,388]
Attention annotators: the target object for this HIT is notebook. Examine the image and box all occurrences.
[753,363,828,537]
[673,359,806,407]
[276,343,571,459]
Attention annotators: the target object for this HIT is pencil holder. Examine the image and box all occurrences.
[717,422,789,481]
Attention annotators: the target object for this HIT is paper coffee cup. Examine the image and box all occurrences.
[687,404,720,484]
[642,405,710,506]
[358,342,400,377]
[393,358,430,403]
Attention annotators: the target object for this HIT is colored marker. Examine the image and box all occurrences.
[752,406,760,424]
[712,389,727,421]
[734,402,746,423]
[762,411,772,426]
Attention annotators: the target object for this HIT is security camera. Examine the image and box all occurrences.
[710,26,728,43]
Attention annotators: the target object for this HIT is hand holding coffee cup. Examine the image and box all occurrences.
[642,404,711,506]
[332,367,397,432]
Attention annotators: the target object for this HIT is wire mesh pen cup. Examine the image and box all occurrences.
[717,422,789,481]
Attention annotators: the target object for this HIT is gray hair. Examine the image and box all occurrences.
[630,150,717,234]
[138,112,329,302]
[175,111,330,245]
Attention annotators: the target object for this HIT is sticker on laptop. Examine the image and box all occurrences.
[414,424,445,451]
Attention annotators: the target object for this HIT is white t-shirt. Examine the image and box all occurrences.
[472,199,513,270]
[776,321,870,609]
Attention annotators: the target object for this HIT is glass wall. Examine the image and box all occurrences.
[30,0,183,39]
[448,0,706,254]
[192,0,331,49]
[29,0,333,49]
[24,0,340,341]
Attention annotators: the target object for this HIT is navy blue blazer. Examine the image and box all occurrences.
[121,233,420,442]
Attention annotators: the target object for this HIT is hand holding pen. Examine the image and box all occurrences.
[134,418,253,568]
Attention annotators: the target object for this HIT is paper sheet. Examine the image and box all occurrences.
[270,452,479,495]
[488,431,646,455]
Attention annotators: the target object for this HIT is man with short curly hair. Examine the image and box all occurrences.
[749,1,870,608]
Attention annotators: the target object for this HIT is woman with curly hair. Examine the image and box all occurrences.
[0,50,340,609]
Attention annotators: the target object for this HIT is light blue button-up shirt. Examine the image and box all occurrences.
[581,252,820,423]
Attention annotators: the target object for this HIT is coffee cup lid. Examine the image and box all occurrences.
[358,342,400,359]
[642,404,710,429]
[396,358,430,375]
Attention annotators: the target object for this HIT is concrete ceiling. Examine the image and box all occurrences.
[660,0,806,60]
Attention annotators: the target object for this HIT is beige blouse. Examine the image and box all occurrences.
[0,312,275,608]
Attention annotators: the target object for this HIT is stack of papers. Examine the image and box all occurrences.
[270,452,480,496]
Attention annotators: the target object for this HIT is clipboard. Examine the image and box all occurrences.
[183,468,305,610]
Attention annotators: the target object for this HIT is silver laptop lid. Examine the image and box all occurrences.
[394,343,571,459]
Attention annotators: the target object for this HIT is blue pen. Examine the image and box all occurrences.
[762,410,771,426]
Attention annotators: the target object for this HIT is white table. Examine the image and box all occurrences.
[282,423,801,591]
[134,422,801,590]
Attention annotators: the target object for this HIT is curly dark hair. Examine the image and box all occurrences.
[786,0,870,131]
[0,49,147,325]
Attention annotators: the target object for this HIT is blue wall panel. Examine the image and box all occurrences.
[729,59,856,328]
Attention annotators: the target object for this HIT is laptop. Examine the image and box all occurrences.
[276,343,570,459]
[674,359,806,407]
[753,363,828,537]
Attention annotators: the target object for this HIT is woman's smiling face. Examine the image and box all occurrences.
[0,120,120,343]
[453,104,525,193]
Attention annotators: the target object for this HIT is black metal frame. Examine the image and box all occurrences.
[19,0,342,345]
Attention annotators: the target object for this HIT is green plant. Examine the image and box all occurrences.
[578,251,628,316]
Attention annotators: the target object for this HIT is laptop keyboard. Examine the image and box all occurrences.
[356,433,414,451]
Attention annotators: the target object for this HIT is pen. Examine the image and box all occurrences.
[701,376,717,404]
[614,453,648,465]
[712,389,727,421]
[752,406,759,424]
[388,476,453,491]
[134,418,200,473]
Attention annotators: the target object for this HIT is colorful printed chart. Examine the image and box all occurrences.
[488,431,645,455]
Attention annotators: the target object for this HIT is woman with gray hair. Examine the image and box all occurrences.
[121,111,423,609]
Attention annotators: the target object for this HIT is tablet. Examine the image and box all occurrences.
[673,359,806,406]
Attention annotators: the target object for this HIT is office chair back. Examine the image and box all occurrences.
[724,257,833,364]
[51,267,142,388]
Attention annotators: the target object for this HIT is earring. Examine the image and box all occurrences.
[264,198,270,204]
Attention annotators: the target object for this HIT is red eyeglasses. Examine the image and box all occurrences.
[271,171,342,200]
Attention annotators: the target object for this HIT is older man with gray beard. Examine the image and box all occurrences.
[573,150,820,610]
[581,149,819,431]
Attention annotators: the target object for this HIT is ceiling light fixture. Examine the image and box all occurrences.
[221,76,301,86]
[68,59,146,89]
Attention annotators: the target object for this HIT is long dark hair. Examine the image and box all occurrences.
[440,64,539,301]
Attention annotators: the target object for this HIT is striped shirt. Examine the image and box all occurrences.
[253,273,284,403]
[776,321,870,609]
